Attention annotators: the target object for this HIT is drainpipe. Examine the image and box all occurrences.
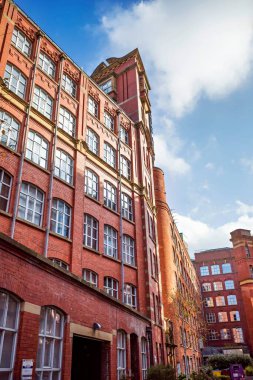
[117,110,125,302]
[43,54,65,257]
[11,31,43,238]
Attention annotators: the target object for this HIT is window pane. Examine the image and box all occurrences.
[0,331,14,368]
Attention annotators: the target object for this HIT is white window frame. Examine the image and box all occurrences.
[0,110,20,151]
[204,297,214,307]
[18,182,44,226]
[208,330,219,341]
[123,283,137,308]
[211,265,220,275]
[220,329,231,340]
[232,328,244,343]
[206,313,216,323]
[141,337,148,380]
[100,79,112,94]
[225,280,234,290]
[84,169,98,200]
[54,149,73,184]
[123,235,135,266]
[202,283,212,292]
[51,259,69,271]
[26,130,48,169]
[0,290,20,380]
[83,214,98,251]
[200,266,209,276]
[222,263,232,274]
[59,107,76,137]
[104,225,118,258]
[230,311,240,322]
[51,199,71,238]
[38,51,56,78]
[36,307,64,380]
[104,181,117,211]
[218,312,228,322]
[62,73,76,97]
[4,63,27,99]
[86,128,99,155]
[83,269,98,287]
[88,96,98,117]
[120,155,131,180]
[104,143,116,168]
[11,27,31,56]
[117,330,126,380]
[121,193,133,221]
[227,295,237,305]
[33,86,53,119]
[213,282,223,291]
[0,169,12,213]
[216,296,226,307]
[104,277,118,298]
[104,112,114,131]
[120,127,129,145]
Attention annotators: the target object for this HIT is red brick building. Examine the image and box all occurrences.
[153,168,202,376]
[0,1,164,379]
[194,229,253,361]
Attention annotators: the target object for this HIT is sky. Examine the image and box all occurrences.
[16,0,253,255]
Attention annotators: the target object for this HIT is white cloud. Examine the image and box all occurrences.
[205,162,214,170]
[102,0,253,117]
[241,158,253,173]
[236,200,253,215]
[175,211,253,257]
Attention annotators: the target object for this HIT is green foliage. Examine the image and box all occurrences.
[189,369,214,380]
[177,374,186,380]
[147,364,176,380]
[215,376,230,380]
[207,354,253,370]
[245,366,253,376]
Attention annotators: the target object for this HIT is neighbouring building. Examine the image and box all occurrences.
[0,0,165,379]
[154,168,203,376]
[194,229,253,362]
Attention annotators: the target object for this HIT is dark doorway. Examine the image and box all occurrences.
[71,335,102,380]
[130,333,139,380]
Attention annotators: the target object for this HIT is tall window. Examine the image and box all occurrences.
[204,297,214,307]
[141,338,148,380]
[117,330,126,380]
[55,149,73,184]
[202,283,211,292]
[104,225,117,258]
[227,295,237,305]
[225,280,234,290]
[0,169,12,212]
[0,111,20,151]
[62,73,76,97]
[86,128,99,155]
[4,63,27,99]
[38,52,56,78]
[211,265,220,275]
[232,328,244,343]
[213,282,223,291]
[83,269,98,287]
[222,263,232,274]
[123,284,137,308]
[220,329,231,340]
[123,235,135,266]
[121,193,133,221]
[51,199,71,238]
[0,291,20,380]
[26,130,48,168]
[83,214,98,250]
[59,107,76,137]
[104,143,116,168]
[230,311,240,322]
[84,169,98,200]
[36,307,64,380]
[120,127,129,145]
[33,86,53,119]
[218,312,228,322]
[120,156,131,180]
[18,182,44,226]
[104,112,114,131]
[104,181,117,211]
[200,266,209,276]
[11,28,31,56]
[216,296,225,307]
[104,277,118,298]
[100,79,112,94]
[88,97,98,117]
[206,313,216,323]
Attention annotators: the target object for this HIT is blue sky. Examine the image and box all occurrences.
[16,0,253,253]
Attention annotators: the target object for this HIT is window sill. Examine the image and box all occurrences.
[84,193,101,205]
[124,262,137,270]
[49,230,72,242]
[102,204,119,216]
[37,66,58,86]
[16,217,46,231]
[53,175,75,189]
[122,216,135,225]
[31,106,54,126]
[0,142,21,156]
[24,157,50,174]
[57,127,77,143]
[10,43,34,64]
[88,110,100,123]
[0,209,12,218]
[83,245,101,256]
[103,254,121,264]
[61,88,79,104]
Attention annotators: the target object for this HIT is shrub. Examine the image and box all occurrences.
[208,354,253,370]
[245,366,253,376]
[147,364,176,380]
[177,374,186,380]
[189,369,214,380]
